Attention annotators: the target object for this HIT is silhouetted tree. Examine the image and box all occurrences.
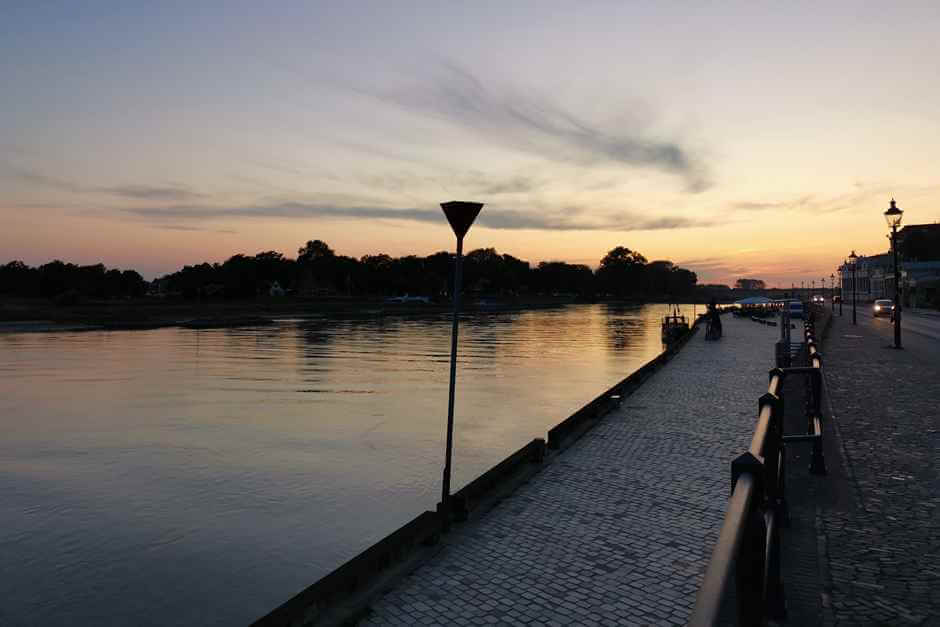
[734,278,766,290]
[297,240,335,263]
[5,240,703,304]
[531,261,594,296]
[597,247,648,296]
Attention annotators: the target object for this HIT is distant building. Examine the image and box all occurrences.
[903,261,940,309]
[839,253,891,302]
[840,221,940,308]
[897,222,940,253]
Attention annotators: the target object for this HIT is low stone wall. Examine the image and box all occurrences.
[251,511,442,627]
[449,438,546,521]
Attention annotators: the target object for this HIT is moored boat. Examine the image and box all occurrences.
[661,305,689,344]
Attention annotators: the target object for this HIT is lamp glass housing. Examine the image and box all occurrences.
[884,199,903,228]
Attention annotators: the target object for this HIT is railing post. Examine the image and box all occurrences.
[775,340,790,368]
[731,453,765,626]
[758,392,782,514]
[809,366,828,475]
[766,370,790,525]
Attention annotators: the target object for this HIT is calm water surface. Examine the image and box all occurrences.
[0,303,699,626]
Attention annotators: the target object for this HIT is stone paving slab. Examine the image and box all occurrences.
[361,316,777,626]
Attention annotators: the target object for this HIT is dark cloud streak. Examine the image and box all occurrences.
[125,202,714,233]
[367,64,711,193]
[9,167,204,202]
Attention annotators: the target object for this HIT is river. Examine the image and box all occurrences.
[0,303,700,626]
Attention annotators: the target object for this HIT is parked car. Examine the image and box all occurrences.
[873,299,894,317]
[833,295,842,304]
[787,300,804,319]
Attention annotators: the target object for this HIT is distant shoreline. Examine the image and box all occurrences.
[0,297,715,333]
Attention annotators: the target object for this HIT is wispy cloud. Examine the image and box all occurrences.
[677,256,754,277]
[366,64,711,193]
[357,171,544,197]
[732,196,815,212]
[8,167,205,202]
[124,202,714,232]
[730,185,900,215]
[153,224,236,234]
[106,185,204,201]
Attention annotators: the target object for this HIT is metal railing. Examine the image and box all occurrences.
[690,313,827,626]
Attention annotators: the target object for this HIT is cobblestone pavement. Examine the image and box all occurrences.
[816,314,940,626]
[361,316,776,626]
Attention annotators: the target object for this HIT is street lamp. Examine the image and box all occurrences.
[884,198,903,349]
[838,267,843,316]
[848,250,858,325]
[439,200,483,526]
[830,273,835,311]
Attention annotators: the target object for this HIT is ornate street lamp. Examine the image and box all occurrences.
[830,273,835,311]
[884,198,903,348]
[439,200,483,526]
[848,250,858,325]
[838,267,844,316]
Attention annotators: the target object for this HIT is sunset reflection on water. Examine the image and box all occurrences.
[0,303,699,626]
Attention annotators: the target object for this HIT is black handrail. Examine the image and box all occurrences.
[690,311,827,626]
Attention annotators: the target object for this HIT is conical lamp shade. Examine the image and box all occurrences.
[441,201,483,239]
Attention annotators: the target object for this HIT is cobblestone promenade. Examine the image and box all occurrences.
[815,314,940,625]
[362,316,776,626]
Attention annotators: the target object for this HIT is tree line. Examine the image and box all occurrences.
[1,240,701,301]
[0,260,147,302]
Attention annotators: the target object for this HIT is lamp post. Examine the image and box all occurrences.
[848,250,858,325]
[830,274,835,311]
[439,201,483,526]
[839,267,843,316]
[884,198,903,349]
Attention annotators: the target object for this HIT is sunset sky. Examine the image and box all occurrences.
[3,1,939,286]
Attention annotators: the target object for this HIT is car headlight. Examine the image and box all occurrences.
[875,306,880,310]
